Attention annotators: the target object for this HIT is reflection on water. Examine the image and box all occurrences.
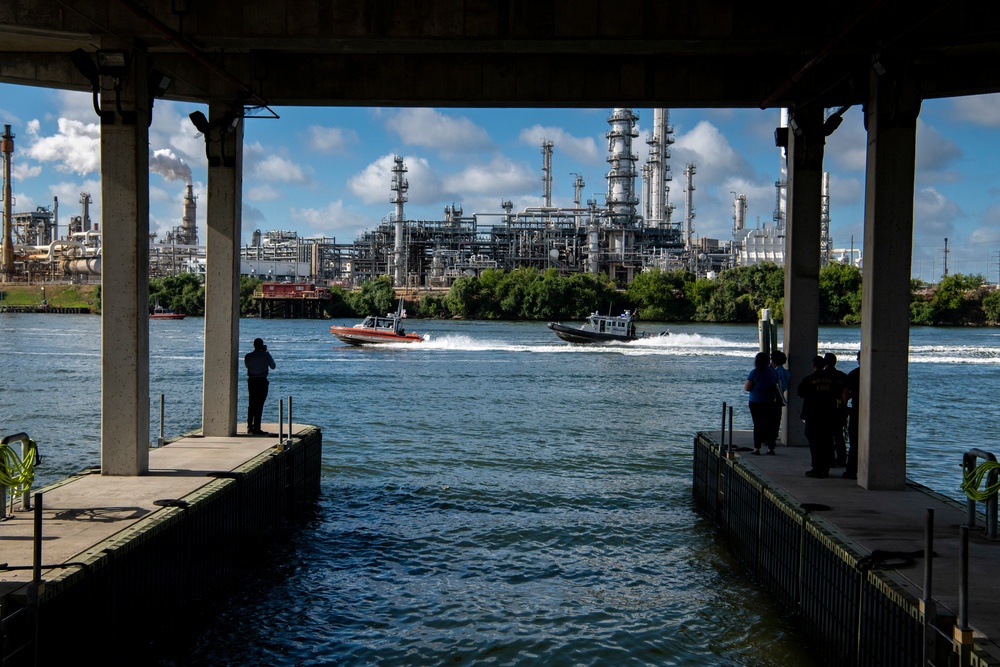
[7,315,996,665]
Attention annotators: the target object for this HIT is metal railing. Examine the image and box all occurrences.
[1,432,39,515]
[961,448,999,540]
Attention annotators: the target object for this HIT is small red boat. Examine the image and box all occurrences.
[150,301,186,320]
[330,299,423,346]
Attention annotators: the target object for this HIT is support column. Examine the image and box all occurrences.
[201,103,244,436]
[858,58,920,491]
[781,105,825,447]
[101,45,150,475]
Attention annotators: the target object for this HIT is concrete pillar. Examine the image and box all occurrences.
[781,105,825,447]
[100,45,150,475]
[201,103,244,436]
[858,58,920,491]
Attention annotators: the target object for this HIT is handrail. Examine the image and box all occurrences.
[961,448,999,540]
[0,432,39,515]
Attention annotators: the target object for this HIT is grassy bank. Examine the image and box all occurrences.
[0,284,99,311]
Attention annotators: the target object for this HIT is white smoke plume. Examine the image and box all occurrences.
[150,148,192,184]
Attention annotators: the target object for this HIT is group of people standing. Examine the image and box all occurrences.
[746,350,860,480]
[743,350,791,456]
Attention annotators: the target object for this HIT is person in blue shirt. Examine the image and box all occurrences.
[244,337,276,435]
[744,351,780,455]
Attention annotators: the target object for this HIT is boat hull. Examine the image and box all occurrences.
[547,322,634,344]
[330,326,423,346]
[150,313,186,320]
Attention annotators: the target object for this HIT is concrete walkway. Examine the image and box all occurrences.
[0,423,295,593]
[714,430,1000,661]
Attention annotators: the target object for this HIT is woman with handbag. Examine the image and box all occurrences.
[744,351,780,455]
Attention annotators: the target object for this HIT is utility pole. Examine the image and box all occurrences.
[943,237,949,278]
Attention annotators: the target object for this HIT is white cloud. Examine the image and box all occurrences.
[913,187,961,237]
[250,153,310,184]
[305,125,357,154]
[518,125,602,165]
[25,117,101,176]
[348,154,443,207]
[951,93,1000,128]
[443,156,536,196]
[288,200,373,238]
[671,120,755,185]
[385,109,492,154]
[916,120,963,171]
[13,162,42,180]
[247,184,281,202]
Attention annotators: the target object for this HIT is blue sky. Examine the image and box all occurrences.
[1,82,998,282]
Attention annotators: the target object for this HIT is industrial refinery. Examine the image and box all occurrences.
[1,109,854,289]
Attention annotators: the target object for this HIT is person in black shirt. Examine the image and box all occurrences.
[842,351,861,480]
[244,337,276,435]
[797,355,838,478]
[824,353,848,467]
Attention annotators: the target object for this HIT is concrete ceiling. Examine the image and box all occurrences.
[1,0,999,114]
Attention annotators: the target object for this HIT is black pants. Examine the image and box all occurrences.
[804,420,833,473]
[247,376,269,432]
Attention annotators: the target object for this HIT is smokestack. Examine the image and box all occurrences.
[2,124,13,281]
[182,183,198,245]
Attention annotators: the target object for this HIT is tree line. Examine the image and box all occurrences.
[143,264,1000,325]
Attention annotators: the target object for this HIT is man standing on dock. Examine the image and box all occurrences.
[244,338,276,435]
[797,355,838,478]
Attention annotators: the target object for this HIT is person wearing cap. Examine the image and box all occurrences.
[244,337,276,435]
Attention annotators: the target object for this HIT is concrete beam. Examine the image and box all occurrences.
[858,58,920,491]
[781,105,825,448]
[201,103,244,437]
[100,44,150,475]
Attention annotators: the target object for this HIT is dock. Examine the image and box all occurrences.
[694,430,1000,667]
[0,424,321,665]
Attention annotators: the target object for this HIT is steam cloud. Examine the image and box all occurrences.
[150,148,192,184]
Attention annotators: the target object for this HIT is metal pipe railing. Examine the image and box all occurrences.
[962,448,998,540]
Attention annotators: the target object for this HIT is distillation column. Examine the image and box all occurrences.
[541,140,553,207]
[390,155,408,287]
[645,108,674,227]
[773,108,789,234]
[605,109,639,227]
[820,172,831,264]
[683,163,697,253]
[1,125,12,282]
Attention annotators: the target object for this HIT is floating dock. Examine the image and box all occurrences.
[693,430,1000,667]
[0,424,321,665]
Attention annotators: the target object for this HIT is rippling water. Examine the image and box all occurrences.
[4,314,996,665]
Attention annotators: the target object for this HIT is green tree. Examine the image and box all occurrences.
[819,262,862,324]
[348,276,397,317]
[929,273,987,325]
[626,268,695,321]
[983,289,1000,324]
[150,273,205,315]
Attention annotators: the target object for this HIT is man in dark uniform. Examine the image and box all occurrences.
[843,351,861,480]
[797,355,838,478]
[244,337,276,435]
[824,353,849,467]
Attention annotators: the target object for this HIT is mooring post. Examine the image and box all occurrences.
[278,399,284,442]
[157,393,165,448]
[721,402,727,451]
[954,525,974,664]
[728,405,734,453]
[922,508,936,665]
[288,395,293,442]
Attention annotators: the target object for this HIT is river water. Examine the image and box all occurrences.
[3,314,997,666]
